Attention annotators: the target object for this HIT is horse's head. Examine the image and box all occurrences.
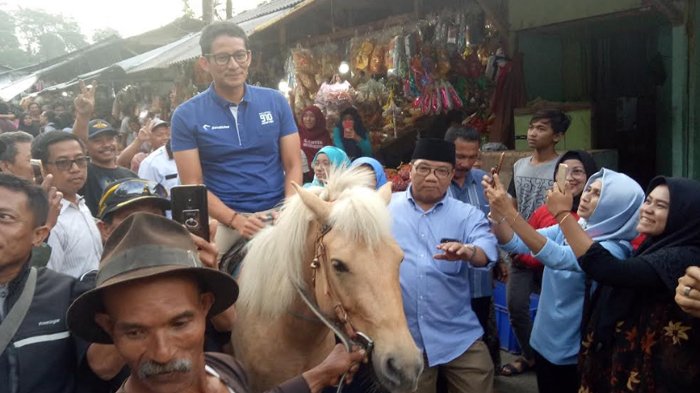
[293,176,423,392]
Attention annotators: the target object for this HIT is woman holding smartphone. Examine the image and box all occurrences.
[332,107,373,160]
[483,168,644,393]
[548,176,700,392]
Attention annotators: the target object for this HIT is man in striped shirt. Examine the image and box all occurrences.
[31,131,102,278]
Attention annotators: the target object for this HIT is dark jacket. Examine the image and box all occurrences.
[0,263,91,393]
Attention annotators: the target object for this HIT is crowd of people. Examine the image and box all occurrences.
[0,20,699,393]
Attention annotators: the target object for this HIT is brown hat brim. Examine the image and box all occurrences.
[67,265,238,344]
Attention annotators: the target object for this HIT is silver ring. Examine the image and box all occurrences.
[684,286,693,297]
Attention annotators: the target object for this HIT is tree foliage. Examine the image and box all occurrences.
[0,7,88,68]
[92,27,121,43]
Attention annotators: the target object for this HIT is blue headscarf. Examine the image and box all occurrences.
[579,168,644,243]
[350,157,387,189]
[305,146,350,188]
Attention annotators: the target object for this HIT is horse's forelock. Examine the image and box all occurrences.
[236,166,389,318]
[329,186,392,248]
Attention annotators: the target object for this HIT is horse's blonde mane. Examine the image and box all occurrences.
[236,167,392,318]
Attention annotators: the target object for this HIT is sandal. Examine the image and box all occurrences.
[498,357,534,376]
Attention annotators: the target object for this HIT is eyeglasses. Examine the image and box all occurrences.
[206,51,250,66]
[46,156,91,171]
[569,168,586,177]
[414,165,452,178]
[97,179,169,217]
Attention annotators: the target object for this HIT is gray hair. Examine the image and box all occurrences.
[0,131,33,163]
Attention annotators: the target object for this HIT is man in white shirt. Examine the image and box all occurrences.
[138,141,180,192]
[31,131,102,278]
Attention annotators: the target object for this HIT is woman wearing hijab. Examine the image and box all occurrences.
[548,176,700,392]
[332,107,373,159]
[483,168,644,393]
[304,146,350,188]
[297,106,332,170]
[350,157,387,190]
[498,151,598,377]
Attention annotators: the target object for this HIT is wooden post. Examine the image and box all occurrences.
[202,0,213,24]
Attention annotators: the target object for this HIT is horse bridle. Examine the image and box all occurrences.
[292,223,375,393]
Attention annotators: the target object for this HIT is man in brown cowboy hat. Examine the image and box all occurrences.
[67,213,364,393]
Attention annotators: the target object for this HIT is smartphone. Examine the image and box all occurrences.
[490,152,506,186]
[171,185,210,241]
[556,163,568,193]
[31,159,43,185]
[440,238,460,244]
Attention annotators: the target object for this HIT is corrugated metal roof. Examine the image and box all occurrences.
[33,0,315,95]
[230,0,304,23]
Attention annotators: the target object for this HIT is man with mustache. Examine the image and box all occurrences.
[78,119,137,216]
[67,213,364,393]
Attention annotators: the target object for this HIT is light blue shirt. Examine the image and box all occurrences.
[501,225,632,365]
[448,168,493,298]
[390,188,498,366]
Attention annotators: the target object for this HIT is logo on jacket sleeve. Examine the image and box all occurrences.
[259,111,274,125]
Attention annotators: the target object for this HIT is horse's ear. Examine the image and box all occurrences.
[378,182,393,205]
[292,182,332,221]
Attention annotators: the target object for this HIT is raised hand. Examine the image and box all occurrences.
[482,173,516,221]
[74,80,98,117]
[41,174,63,230]
[545,183,573,217]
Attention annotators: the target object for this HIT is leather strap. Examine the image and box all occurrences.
[0,267,37,353]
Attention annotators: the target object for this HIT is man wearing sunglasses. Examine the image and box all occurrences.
[171,21,301,259]
[31,131,102,278]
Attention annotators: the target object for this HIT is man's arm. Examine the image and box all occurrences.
[174,148,231,225]
[117,120,151,168]
[280,133,302,198]
[174,149,264,239]
[72,81,97,143]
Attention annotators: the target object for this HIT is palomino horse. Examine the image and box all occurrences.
[232,168,423,393]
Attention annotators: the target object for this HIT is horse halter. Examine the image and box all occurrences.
[309,223,375,356]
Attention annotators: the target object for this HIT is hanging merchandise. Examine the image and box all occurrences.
[281,6,500,151]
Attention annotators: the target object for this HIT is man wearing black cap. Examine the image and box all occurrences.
[68,213,365,393]
[76,119,138,216]
[389,138,498,393]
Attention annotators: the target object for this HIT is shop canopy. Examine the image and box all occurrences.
[38,0,310,93]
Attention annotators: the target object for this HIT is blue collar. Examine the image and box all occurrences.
[405,185,447,213]
[205,83,251,109]
[451,170,478,189]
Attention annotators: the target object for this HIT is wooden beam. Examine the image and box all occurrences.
[646,0,685,25]
[472,0,510,45]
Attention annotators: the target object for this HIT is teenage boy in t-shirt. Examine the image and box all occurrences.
[500,109,571,376]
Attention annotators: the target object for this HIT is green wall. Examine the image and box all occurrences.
[509,0,643,31]
[518,33,564,101]
[691,0,700,179]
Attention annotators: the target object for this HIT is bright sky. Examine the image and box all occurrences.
[1,0,266,40]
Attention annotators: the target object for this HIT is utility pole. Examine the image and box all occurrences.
[226,0,233,19]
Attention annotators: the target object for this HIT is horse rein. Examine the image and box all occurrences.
[291,223,375,393]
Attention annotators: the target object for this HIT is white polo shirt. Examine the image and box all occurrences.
[138,145,180,192]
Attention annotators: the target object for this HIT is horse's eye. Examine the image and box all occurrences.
[331,259,349,273]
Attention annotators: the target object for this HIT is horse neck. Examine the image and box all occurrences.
[283,220,335,345]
